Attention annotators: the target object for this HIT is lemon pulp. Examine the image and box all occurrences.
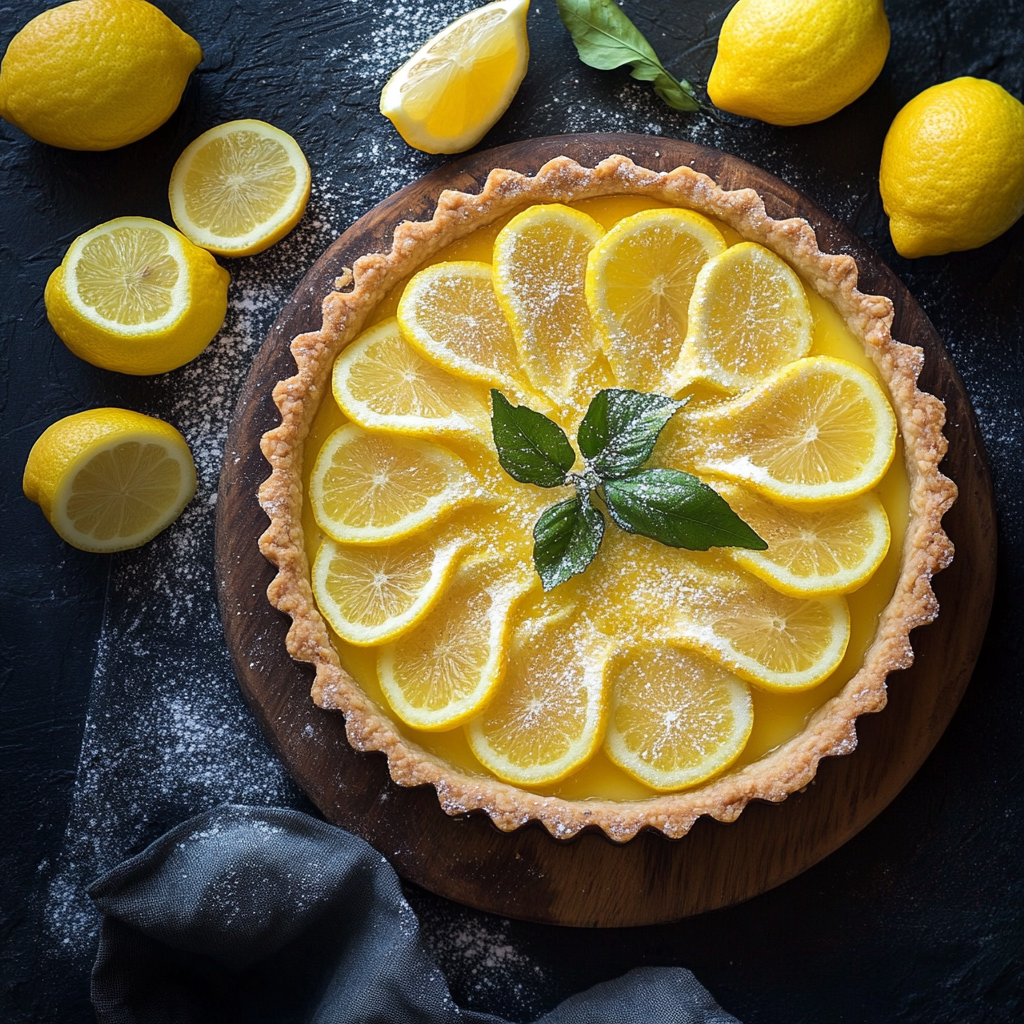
[302,197,911,801]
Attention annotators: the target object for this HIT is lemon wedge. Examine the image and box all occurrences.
[169,119,311,256]
[44,217,228,375]
[659,356,897,503]
[715,484,891,596]
[309,424,482,544]
[675,242,813,391]
[332,318,491,441]
[585,209,726,393]
[604,644,753,790]
[377,558,534,730]
[379,0,530,154]
[23,408,196,552]
[465,611,611,786]
[397,262,536,401]
[312,531,468,646]
[492,204,604,405]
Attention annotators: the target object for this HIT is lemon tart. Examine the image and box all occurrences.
[259,155,955,841]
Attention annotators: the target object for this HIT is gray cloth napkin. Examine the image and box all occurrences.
[88,804,742,1024]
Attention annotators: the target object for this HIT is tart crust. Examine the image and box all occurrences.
[258,155,956,841]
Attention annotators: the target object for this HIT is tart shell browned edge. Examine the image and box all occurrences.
[258,155,956,842]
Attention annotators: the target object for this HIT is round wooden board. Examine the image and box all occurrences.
[215,133,996,928]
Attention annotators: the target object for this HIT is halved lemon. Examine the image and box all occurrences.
[23,408,196,552]
[312,531,468,646]
[660,356,897,503]
[675,242,814,392]
[585,208,727,393]
[377,558,534,730]
[492,204,605,405]
[396,262,535,400]
[716,484,892,596]
[465,612,611,786]
[168,119,311,256]
[332,318,491,441]
[44,217,229,375]
[604,644,753,791]
[379,0,530,154]
[308,424,482,544]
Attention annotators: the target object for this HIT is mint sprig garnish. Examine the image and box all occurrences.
[555,0,703,114]
[490,388,767,590]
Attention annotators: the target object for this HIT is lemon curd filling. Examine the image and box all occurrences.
[301,196,911,802]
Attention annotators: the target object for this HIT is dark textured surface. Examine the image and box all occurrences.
[1,1,1022,1022]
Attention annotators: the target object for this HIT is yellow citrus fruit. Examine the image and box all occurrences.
[707,0,890,126]
[312,531,468,646]
[168,119,311,257]
[659,357,897,504]
[332,318,491,441]
[397,261,537,401]
[675,242,813,392]
[604,644,753,791]
[379,0,530,154]
[465,612,611,786]
[584,209,727,394]
[0,0,202,150]
[23,407,196,552]
[492,204,604,405]
[377,558,534,730]
[879,78,1024,258]
[44,217,229,375]
[590,533,850,691]
[308,424,482,544]
[715,484,891,596]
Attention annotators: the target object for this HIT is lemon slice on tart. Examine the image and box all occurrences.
[23,408,196,552]
[44,217,229,375]
[585,208,727,393]
[169,119,311,256]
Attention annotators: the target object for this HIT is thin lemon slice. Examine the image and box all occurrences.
[587,533,851,691]
[168,119,311,256]
[604,644,753,791]
[377,559,534,730]
[23,408,196,552]
[379,0,530,154]
[659,356,897,503]
[309,424,482,544]
[332,318,491,441]
[715,483,891,596]
[492,204,605,405]
[397,262,536,400]
[45,216,228,375]
[585,209,727,393]
[465,613,611,786]
[675,242,814,391]
[312,531,468,646]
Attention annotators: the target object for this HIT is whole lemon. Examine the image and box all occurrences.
[45,217,229,375]
[708,0,890,126]
[0,0,202,151]
[879,78,1024,259]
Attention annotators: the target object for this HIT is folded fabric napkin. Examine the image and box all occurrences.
[88,804,742,1024]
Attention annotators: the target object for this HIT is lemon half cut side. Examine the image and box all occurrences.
[380,0,530,154]
[169,119,311,256]
[44,217,229,375]
[23,408,197,552]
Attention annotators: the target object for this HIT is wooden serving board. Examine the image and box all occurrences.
[215,134,996,927]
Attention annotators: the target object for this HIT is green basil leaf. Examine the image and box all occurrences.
[491,390,576,487]
[555,0,701,113]
[577,388,685,479]
[602,469,768,550]
[533,494,605,591]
